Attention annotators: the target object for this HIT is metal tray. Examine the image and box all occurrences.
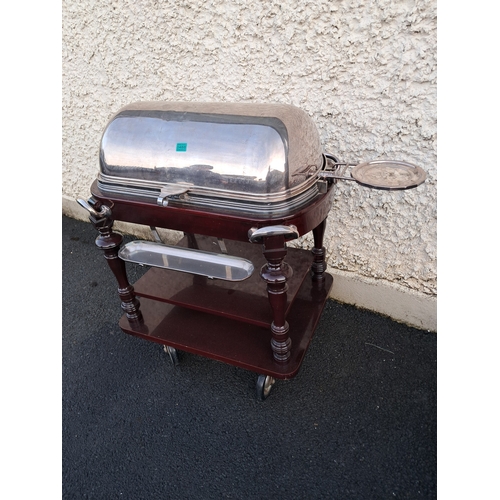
[119,240,254,281]
[351,160,426,190]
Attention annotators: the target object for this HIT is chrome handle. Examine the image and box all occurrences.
[248,225,299,244]
[157,185,190,207]
[77,198,111,218]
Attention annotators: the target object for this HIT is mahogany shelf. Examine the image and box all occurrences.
[120,267,333,380]
[131,235,313,328]
[119,235,333,379]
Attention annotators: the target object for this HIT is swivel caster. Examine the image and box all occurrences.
[256,375,275,400]
[163,345,179,366]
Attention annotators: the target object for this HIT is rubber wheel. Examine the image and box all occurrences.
[163,345,179,366]
[256,375,275,400]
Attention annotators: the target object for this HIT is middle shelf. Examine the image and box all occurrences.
[129,234,314,328]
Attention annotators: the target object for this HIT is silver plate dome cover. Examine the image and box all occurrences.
[97,101,325,214]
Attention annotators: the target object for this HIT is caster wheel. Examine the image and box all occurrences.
[163,345,179,366]
[256,375,276,400]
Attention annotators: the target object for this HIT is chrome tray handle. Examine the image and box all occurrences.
[248,225,300,244]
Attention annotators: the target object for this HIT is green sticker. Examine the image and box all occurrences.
[176,142,187,152]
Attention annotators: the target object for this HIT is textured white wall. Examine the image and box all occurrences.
[62,0,436,302]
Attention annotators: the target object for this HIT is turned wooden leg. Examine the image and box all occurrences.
[311,218,327,283]
[99,236,142,323]
[85,200,142,324]
[261,235,293,363]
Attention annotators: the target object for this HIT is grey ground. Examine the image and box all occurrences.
[62,215,436,499]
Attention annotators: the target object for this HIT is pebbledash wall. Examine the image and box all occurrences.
[62,0,437,332]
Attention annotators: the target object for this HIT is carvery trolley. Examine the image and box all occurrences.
[77,101,425,400]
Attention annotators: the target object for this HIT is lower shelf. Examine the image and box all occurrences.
[119,273,333,380]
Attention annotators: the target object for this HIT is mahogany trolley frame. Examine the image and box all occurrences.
[86,178,335,400]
